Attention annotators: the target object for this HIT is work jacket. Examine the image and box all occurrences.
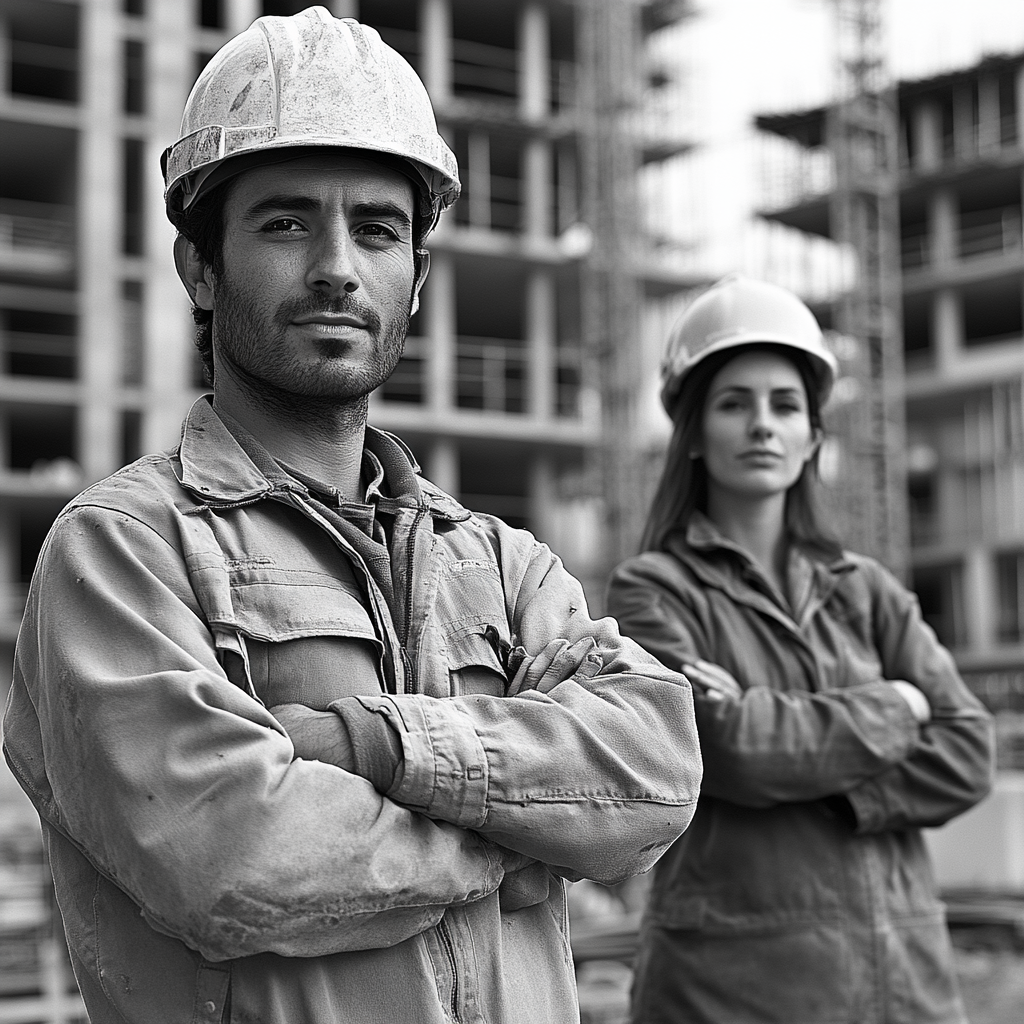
[607,515,994,1024]
[3,398,702,1024]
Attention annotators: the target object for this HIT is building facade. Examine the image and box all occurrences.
[0,0,697,1013]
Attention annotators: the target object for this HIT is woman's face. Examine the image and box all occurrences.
[697,349,820,503]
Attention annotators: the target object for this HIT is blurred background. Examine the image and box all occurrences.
[2,0,1024,1020]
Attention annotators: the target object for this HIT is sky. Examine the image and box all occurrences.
[654,0,1024,282]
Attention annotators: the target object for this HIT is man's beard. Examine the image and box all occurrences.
[212,283,411,410]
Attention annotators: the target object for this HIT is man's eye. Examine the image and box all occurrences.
[264,217,305,233]
[356,223,400,242]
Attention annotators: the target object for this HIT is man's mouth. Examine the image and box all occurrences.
[292,314,369,329]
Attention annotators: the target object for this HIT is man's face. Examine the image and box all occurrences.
[199,154,425,403]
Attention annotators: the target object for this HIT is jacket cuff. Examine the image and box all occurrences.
[352,694,490,829]
[328,698,403,793]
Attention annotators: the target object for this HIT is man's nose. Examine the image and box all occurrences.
[306,224,361,294]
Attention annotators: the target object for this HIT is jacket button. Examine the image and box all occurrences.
[204,1001,217,1014]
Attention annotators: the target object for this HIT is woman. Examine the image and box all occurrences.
[607,275,994,1024]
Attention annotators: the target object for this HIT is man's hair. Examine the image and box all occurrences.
[173,179,233,385]
[171,163,429,386]
[640,342,842,560]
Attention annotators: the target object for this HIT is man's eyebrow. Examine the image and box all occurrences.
[349,201,413,229]
[243,194,323,220]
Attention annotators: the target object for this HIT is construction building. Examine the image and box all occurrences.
[0,0,698,1014]
[756,49,1024,894]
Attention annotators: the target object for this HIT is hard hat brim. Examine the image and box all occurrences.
[660,332,838,414]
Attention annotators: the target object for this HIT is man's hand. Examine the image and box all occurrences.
[507,637,604,696]
[681,659,744,702]
[269,703,356,771]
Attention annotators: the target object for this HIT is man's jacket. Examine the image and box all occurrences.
[3,398,702,1024]
[607,515,994,1024]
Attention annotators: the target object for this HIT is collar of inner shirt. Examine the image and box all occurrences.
[278,448,386,509]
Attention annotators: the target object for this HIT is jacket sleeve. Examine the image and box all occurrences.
[839,562,994,833]
[606,554,926,809]
[333,533,703,885]
[2,504,510,963]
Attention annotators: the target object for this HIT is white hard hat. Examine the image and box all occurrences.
[660,274,838,414]
[161,7,459,231]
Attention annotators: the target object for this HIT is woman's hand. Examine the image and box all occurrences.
[681,659,744,702]
[889,680,931,724]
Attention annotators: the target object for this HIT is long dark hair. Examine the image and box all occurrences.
[640,342,842,560]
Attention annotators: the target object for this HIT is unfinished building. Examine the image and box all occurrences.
[0,0,698,1012]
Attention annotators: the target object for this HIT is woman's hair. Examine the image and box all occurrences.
[640,342,842,559]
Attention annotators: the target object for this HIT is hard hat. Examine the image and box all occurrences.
[660,274,838,413]
[161,6,460,232]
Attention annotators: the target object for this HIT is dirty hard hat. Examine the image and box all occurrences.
[660,274,838,414]
[161,6,460,232]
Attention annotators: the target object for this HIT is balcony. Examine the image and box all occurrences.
[378,336,585,421]
[959,205,1023,261]
[0,199,74,281]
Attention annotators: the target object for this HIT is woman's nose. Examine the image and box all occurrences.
[305,225,361,295]
[749,400,774,437]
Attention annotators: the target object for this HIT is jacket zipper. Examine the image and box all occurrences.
[437,917,461,1023]
[398,506,428,692]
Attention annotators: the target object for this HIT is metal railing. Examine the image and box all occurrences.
[0,200,74,277]
[959,206,1023,260]
[379,337,584,419]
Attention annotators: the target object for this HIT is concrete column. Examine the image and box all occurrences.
[426,251,456,411]
[556,143,578,233]
[932,288,963,374]
[953,85,976,162]
[1017,65,1024,148]
[467,132,490,229]
[0,507,14,625]
[963,546,995,652]
[324,0,358,17]
[526,270,555,419]
[145,0,197,455]
[527,455,554,541]
[911,101,942,173]
[420,0,451,104]
[978,75,1001,154]
[929,187,957,267]
[517,3,549,121]
[226,0,260,33]
[426,439,459,496]
[522,139,552,239]
[78,0,122,482]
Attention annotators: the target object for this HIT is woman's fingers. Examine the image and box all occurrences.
[682,660,744,700]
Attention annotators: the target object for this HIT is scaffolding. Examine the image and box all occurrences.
[826,0,910,576]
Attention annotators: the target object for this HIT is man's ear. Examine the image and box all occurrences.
[410,248,431,316]
[173,234,215,310]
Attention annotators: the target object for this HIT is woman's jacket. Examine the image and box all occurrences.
[607,514,994,1024]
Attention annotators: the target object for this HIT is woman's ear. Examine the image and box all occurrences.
[173,234,215,310]
[806,426,824,463]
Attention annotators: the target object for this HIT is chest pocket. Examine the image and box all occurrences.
[446,629,508,697]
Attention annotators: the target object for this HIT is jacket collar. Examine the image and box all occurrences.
[174,396,470,521]
[666,512,856,631]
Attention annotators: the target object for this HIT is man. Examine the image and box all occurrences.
[3,9,700,1023]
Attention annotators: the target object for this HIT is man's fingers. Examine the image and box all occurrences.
[536,637,599,693]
